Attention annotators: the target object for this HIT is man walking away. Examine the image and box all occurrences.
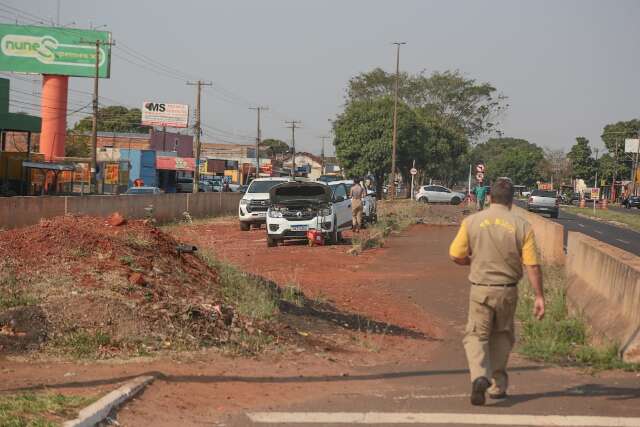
[350,178,366,233]
[474,185,488,210]
[449,177,545,406]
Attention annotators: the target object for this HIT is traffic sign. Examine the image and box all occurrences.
[476,164,485,173]
[590,187,600,199]
[410,168,418,176]
[476,172,484,181]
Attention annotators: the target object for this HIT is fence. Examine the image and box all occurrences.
[0,192,242,229]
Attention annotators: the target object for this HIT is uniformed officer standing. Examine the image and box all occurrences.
[350,179,366,233]
[449,177,545,406]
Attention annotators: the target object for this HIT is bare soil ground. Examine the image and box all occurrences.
[0,205,468,426]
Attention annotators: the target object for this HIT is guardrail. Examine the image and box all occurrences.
[0,192,242,229]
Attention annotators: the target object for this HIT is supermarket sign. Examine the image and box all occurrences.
[0,24,111,77]
[141,101,189,128]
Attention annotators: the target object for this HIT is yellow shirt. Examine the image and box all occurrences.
[449,204,538,284]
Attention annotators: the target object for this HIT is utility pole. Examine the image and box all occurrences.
[249,106,268,178]
[82,38,114,194]
[390,41,406,199]
[187,80,213,193]
[320,136,329,175]
[285,121,301,177]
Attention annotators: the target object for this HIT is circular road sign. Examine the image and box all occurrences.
[410,168,418,176]
[476,172,484,181]
[476,164,485,173]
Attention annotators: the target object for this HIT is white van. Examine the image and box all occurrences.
[238,177,292,231]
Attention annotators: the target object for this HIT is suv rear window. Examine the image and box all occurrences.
[532,190,556,198]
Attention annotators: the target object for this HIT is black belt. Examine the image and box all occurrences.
[472,283,517,288]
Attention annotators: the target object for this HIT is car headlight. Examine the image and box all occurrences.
[240,199,248,206]
[319,207,332,217]
[268,209,283,218]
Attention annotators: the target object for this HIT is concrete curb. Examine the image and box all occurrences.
[63,375,155,427]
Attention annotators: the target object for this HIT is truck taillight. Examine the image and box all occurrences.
[528,197,533,203]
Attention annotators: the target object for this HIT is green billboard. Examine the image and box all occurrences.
[0,24,111,78]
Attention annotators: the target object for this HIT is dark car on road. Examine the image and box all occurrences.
[622,195,640,209]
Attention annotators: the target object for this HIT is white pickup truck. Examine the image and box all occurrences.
[527,189,559,218]
[238,177,292,230]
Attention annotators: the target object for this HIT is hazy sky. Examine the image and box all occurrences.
[4,0,640,156]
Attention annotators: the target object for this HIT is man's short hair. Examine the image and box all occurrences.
[491,177,514,205]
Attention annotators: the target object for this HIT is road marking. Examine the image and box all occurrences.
[393,393,468,401]
[616,238,631,245]
[247,412,640,426]
[594,230,603,235]
[578,223,585,228]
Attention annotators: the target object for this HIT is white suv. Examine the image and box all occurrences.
[238,177,291,231]
[266,181,352,247]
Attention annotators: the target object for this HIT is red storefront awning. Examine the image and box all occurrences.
[157,156,195,171]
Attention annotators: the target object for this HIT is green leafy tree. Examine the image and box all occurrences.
[333,97,425,191]
[471,138,544,186]
[72,106,150,133]
[596,153,617,183]
[65,134,90,157]
[567,137,594,181]
[346,68,507,141]
[260,138,289,158]
[601,119,639,180]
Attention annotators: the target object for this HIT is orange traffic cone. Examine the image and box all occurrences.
[600,198,608,210]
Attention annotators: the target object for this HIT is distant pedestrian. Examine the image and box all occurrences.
[350,178,366,233]
[473,185,488,210]
[449,177,545,406]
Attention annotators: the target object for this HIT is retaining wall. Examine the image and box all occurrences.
[565,232,640,363]
[0,192,242,229]
[513,206,565,265]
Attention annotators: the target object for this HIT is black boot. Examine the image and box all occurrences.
[470,377,490,406]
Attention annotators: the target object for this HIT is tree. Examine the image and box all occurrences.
[596,154,617,183]
[333,97,425,192]
[72,106,150,133]
[346,68,507,141]
[260,138,289,158]
[539,148,572,187]
[471,138,544,186]
[601,119,639,181]
[567,137,594,181]
[65,134,90,157]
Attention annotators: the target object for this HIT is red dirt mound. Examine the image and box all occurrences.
[0,215,240,356]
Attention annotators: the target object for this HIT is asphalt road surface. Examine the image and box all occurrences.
[515,201,640,255]
[229,227,640,426]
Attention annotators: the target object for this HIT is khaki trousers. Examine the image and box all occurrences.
[352,198,363,229]
[463,285,518,394]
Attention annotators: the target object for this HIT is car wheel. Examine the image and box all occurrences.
[419,197,428,204]
[451,196,461,205]
[550,212,559,219]
[330,216,340,244]
[240,222,250,231]
[267,236,277,247]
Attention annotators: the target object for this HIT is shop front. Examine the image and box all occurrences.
[156,155,195,193]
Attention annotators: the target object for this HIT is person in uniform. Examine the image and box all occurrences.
[350,179,366,233]
[449,177,545,406]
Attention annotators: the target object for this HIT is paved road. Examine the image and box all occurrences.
[230,227,640,426]
[515,201,640,255]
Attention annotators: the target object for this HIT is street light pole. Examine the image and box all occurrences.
[390,41,406,199]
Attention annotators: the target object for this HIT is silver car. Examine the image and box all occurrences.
[415,185,465,205]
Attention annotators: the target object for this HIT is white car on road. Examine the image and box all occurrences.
[238,177,291,231]
[266,181,352,247]
[416,185,465,205]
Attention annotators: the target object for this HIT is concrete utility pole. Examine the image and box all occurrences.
[320,136,329,175]
[249,106,268,178]
[390,41,406,199]
[187,80,213,193]
[285,121,301,177]
[83,38,114,194]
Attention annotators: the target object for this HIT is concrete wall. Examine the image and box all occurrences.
[0,192,242,229]
[565,232,640,363]
[513,206,565,265]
